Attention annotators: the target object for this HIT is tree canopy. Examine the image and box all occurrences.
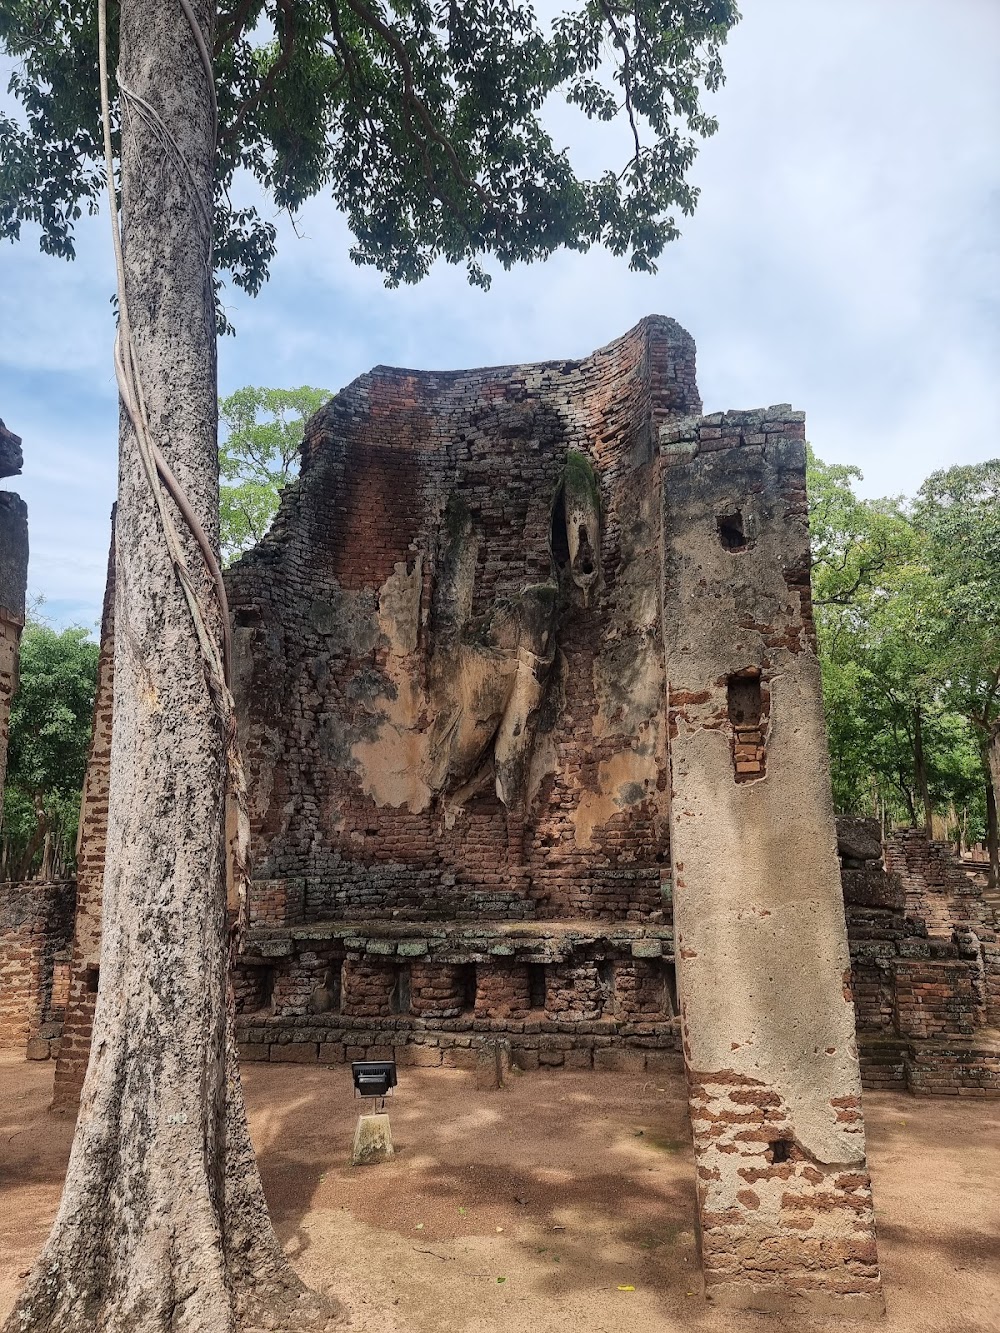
[2,616,99,881]
[2,0,740,327]
[219,383,328,562]
[808,448,999,880]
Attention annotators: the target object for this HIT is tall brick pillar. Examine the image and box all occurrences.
[51,513,115,1110]
[0,419,28,804]
[661,411,884,1314]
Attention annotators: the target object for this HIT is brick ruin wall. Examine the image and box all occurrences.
[227,317,692,929]
[841,819,1000,1096]
[0,879,75,1052]
[226,318,695,1072]
[222,317,884,1310]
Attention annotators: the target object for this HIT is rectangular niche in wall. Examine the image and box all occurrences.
[308,961,341,1015]
[727,670,768,783]
[597,959,617,1017]
[240,964,275,1015]
[456,963,477,1014]
[528,963,547,1012]
[716,511,749,551]
[393,964,412,1015]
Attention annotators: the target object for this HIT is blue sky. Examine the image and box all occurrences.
[1,0,998,630]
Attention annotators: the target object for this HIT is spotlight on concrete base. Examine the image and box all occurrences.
[351,1059,397,1111]
[350,1060,397,1166]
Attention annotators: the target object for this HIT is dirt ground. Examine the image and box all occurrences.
[1,1053,998,1332]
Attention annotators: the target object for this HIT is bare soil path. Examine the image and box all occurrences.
[2,1053,998,1331]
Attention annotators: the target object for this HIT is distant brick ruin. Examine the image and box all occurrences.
[19,318,1000,1311]
[842,820,1000,1093]
[0,418,43,1056]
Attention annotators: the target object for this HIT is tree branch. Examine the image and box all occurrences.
[599,0,643,176]
[220,0,297,150]
[341,0,494,212]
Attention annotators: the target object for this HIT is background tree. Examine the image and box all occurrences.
[0,2,739,1329]
[1,617,99,881]
[219,384,328,563]
[916,461,1000,884]
[807,447,992,860]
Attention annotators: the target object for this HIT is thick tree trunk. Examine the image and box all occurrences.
[987,732,1000,890]
[4,4,334,1330]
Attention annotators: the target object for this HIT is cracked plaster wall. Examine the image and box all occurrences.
[662,416,882,1312]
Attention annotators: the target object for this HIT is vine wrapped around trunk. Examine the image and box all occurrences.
[3,3,336,1329]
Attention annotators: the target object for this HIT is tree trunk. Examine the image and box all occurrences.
[913,705,934,834]
[4,4,334,1330]
[987,731,1000,891]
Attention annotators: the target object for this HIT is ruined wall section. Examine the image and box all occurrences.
[0,418,27,805]
[0,880,75,1052]
[662,414,882,1313]
[51,518,116,1106]
[228,318,698,927]
[842,819,1000,1095]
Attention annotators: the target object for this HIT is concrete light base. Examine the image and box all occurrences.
[351,1113,394,1166]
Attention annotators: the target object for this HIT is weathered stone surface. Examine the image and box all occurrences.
[351,1113,394,1165]
[837,817,883,865]
[662,418,883,1311]
[841,868,905,910]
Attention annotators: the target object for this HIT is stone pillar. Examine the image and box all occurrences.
[661,410,883,1314]
[0,419,28,804]
[51,514,115,1109]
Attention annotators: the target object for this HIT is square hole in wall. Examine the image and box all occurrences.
[716,511,749,551]
[85,966,100,995]
[727,672,763,727]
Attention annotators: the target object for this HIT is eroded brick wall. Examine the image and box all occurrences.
[841,819,1000,1096]
[0,880,75,1052]
[227,319,694,928]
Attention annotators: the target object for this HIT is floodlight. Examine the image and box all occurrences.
[351,1059,397,1112]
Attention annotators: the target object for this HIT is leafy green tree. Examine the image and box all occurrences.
[807,448,910,610]
[915,461,1000,882]
[219,384,328,563]
[2,620,100,880]
[1,0,738,315]
[1,2,739,1328]
[807,448,989,846]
